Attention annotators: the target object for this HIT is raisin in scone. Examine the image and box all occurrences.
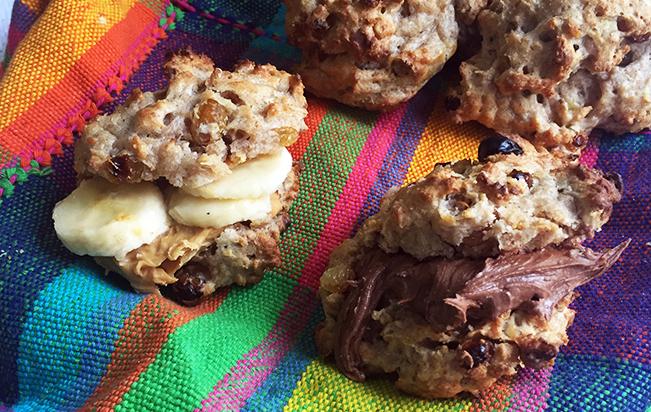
[449,0,651,152]
[75,52,307,189]
[285,0,458,110]
[316,136,628,398]
[54,53,306,306]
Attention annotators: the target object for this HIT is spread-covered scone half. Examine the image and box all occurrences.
[54,53,306,305]
[285,0,458,110]
[75,51,307,188]
[316,136,628,398]
[449,0,651,152]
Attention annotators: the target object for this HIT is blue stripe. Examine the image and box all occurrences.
[241,306,321,412]
[0,147,78,404]
[547,354,651,411]
[17,260,142,411]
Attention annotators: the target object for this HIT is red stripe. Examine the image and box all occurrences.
[288,98,328,161]
[82,291,228,409]
[0,3,158,156]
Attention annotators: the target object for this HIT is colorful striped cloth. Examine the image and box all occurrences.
[0,1,649,410]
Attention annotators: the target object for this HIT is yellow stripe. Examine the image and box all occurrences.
[0,0,138,129]
[403,96,490,185]
[284,360,471,411]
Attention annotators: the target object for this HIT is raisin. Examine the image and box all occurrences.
[462,339,494,368]
[521,342,558,369]
[189,99,229,146]
[160,264,209,306]
[108,154,137,181]
[478,136,523,161]
[444,96,461,111]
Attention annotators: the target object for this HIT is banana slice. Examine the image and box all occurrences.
[168,190,271,228]
[183,147,292,199]
[53,178,170,258]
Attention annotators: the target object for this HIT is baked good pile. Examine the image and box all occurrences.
[285,0,644,398]
[51,0,645,400]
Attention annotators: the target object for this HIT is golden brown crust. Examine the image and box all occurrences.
[358,145,621,260]
[451,0,651,152]
[285,0,458,110]
[75,52,307,188]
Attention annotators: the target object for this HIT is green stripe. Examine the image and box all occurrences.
[116,107,378,411]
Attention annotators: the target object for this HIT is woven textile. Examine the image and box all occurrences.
[0,1,649,410]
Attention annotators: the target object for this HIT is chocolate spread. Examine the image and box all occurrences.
[335,241,629,381]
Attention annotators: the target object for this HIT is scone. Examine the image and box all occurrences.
[75,51,307,188]
[53,53,306,305]
[449,0,651,152]
[285,0,458,110]
[316,136,628,398]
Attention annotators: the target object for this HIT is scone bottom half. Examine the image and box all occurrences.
[316,136,630,398]
[53,52,307,306]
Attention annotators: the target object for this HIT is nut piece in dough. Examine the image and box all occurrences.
[285,0,458,110]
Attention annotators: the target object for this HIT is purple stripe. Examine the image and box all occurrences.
[509,368,552,411]
[352,82,437,233]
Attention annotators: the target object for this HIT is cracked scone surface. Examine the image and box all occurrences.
[451,0,651,152]
[358,144,621,260]
[75,52,307,188]
[285,0,458,110]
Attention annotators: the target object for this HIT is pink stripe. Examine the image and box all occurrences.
[197,105,407,411]
[509,368,552,411]
[579,140,599,167]
[299,105,407,289]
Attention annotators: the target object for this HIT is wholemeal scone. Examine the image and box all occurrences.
[316,135,628,398]
[75,52,307,188]
[449,0,651,152]
[285,0,458,110]
[54,53,306,305]
[359,136,621,259]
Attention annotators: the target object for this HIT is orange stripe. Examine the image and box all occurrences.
[287,97,328,161]
[82,291,228,410]
[0,2,158,155]
[0,0,139,130]
[403,94,491,185]
[18,0,49,14]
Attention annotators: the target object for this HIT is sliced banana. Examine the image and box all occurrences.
[183,147,292,199]
[53,178,170,258]
[168,190,271,228]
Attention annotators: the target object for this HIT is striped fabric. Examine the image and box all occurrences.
[0,1,649,411]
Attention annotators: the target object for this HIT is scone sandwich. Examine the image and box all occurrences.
[316,136,628,398]
[53,52,308,305]
[285,0,458,110]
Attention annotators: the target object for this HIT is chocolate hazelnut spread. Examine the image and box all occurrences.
[335,241,629,381]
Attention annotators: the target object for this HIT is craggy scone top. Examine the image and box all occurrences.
[450,0,651,152]
[354,138,621,260]
[285,0,458,110]
[75,52,308,189]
